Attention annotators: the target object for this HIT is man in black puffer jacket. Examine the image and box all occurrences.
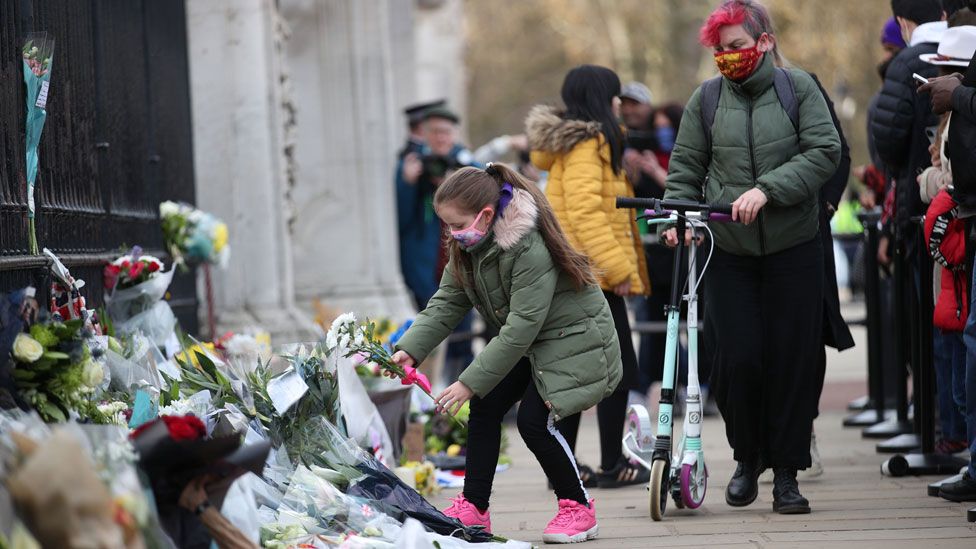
[871,0,945,252]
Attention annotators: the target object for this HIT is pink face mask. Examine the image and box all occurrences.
[450,208,492,248]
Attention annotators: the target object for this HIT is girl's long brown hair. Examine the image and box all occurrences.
[434,163,597,290]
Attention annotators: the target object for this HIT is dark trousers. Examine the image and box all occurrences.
[707,238,824,470]
[557,291,638,471]
[463,358,587,511]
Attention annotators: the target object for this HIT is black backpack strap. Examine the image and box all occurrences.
[699,76,723,160]
[773,68,799,132]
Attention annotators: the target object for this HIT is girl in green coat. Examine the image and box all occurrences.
[393,163,622,544]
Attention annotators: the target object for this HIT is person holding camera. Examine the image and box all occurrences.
[397,106,477,310]
[396,106,480,385]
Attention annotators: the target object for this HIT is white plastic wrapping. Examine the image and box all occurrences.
[105,269,176,347]
[337,356,394,467]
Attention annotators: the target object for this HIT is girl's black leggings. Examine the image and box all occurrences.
[463,358,588,511]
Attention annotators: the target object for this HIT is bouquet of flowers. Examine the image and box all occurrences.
[22,33,55,255]
[397,460,438,497]
[353,319,412,383]
[130,413,269,508]
[159,201,230,268]
[7,319,110,423]
[104,253,165,292]
[103,247,176,346]
[5,429,133,548]
[326,314,443,414]
[249,344,343,450]
[303,417,497,543]
[75,424,169,547]
[423,402,470,456]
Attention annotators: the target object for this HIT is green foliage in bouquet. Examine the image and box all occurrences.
[172,349,238,409]
[248,348,343,451]
[424,402,470,454]
[8,320,109,422]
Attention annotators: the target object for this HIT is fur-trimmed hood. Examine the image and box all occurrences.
[525,105,602,155]
[493,187,539,251]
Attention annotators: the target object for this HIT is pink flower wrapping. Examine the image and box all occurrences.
[401,365,432,394]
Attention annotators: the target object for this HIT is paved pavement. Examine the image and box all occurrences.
[433,311,976,547]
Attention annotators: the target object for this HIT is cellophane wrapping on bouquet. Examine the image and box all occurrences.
[22,33,54,255]
[0,411,170,548]
[289,417,496,543]
[159,201,230,268]
[104,252,177,348]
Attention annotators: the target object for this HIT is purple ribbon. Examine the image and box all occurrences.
[498,183,514,218]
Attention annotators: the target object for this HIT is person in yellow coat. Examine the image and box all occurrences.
[526,64,651,488]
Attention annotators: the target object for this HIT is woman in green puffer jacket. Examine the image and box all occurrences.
[662,0,841,516]
[393,163,621,543]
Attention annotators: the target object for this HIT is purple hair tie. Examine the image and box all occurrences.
[498,183,514,218]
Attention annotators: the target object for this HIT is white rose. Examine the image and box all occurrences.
[12,334,44,363]
[159,201,180,218]
[81,359,105,388]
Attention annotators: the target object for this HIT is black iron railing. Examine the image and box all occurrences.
[0,0,198,333]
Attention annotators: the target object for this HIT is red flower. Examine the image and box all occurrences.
[130,414,206,442]
[103,264,121,290]
[128,261,145,281]
[147,261,161,273]
[162,415,207,441]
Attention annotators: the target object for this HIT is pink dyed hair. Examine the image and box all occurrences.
[699,0,785,65]
[700,0,776,45]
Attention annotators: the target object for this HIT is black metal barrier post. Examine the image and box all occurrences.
[877,221,920,453]
[881,219,968,475]
[843,210,893,428]
[861,212,914,437]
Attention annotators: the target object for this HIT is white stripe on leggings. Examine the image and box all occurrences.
[546,412,590,501]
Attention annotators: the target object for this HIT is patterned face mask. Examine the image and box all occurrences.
[450,208,492,248]
[714,46,763,82]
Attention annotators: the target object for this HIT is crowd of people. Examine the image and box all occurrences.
[392,0,976,543]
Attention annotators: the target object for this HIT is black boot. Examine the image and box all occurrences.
[725,458,765,507]
[772,468,811,514]
[938,471,976,502]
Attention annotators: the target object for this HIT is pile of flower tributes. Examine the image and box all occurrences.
[0,246,527,548]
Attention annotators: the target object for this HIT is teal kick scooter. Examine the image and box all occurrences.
[617,197,732,520]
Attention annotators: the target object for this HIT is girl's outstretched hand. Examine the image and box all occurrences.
[385,350,416,379]
[436,381,474,416]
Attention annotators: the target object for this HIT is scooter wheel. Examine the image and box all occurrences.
[649,459,669,521]
[680,463,708,509]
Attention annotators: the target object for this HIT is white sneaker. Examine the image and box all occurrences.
[799,431,824,480]
[759,431,823,483]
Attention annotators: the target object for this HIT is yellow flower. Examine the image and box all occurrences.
[213,223,229,253]
[177,342,217,370]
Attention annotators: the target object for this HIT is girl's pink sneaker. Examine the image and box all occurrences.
[542,499,599,544]
[443,493,491,533]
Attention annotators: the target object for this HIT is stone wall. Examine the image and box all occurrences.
[185,0,464,341]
